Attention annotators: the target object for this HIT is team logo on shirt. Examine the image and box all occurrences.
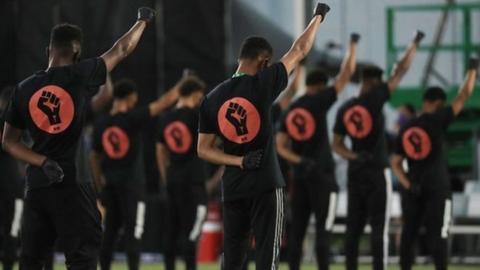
[343,105,372,139]
[28,85,74,134]
[217,97,260,144]
[285,108,316,141]
[102,126,130,159]
[164,121,192,154]
[402,127,431,160]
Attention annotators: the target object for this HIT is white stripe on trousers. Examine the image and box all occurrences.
[271,188,284,270]
[10,199,23,238]
[325,192,338,231]
[134,201,146,239]
[383,169,393,268]
[441,199,452,239]
[189,205,207,241]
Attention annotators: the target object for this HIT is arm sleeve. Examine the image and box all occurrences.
[198,97,216,134]
[258,63,289,102]
[333,106,347,135]
[73,57,107,96]
[436,106,455,131]
[4,89,25,130]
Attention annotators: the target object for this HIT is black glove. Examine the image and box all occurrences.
[313,3,330,22]
[350,33,361,43]
[468,57,479,70]
[137,7,156,23]
[408,182,422,197]
[413,30,425,44]
[41,158,64,184]
[355,151,373,164]
[242,149,264,170]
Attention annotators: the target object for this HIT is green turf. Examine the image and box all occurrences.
[50,263,479,270]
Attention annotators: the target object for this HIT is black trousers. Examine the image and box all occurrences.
[99,184,145,270]
[0,191,22,270]
[400,188,451,270]
[20,183,102,270]
[345,168,392,270]
[164,183,207,270]
[222,188,286,270]
[288,170,338,270]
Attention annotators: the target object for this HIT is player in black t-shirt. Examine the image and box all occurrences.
[1,8,156,270]
[0,87,23,270]
[90,76,182,270]
[391,58,478,270]
[155,76,207,270]
[276,33,359,270]
[332,31,424,270]
[197,3,331,269]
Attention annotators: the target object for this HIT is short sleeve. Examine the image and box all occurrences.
[436,106,455,131]
[198,97,216,134]
[4,89,25,130]
[333,106,347,135]
[363,82,390,113]
[257,63,289,102]
[73,57,107,94]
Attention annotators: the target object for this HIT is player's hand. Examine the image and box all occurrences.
[350,33,361,43]
[313,3,330,22]
[468,57,479,71]
[241,149,264,170]
[41,158,64,184]
[413,30,425,45]
[137,7,156,23]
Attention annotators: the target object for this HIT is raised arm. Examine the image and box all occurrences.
[280,3,330,75]
[275,64,304,109]
[148,78,187,117]
[451,58,478,115]
[334,33,360,92]
[276,132,301,164]
[90,73,113,113]
[387,30,424,91]
[101,7,155,72]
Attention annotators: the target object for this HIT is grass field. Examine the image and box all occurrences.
[51,263,479,270]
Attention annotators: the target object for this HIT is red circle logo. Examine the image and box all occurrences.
[343,105,372,139]
[28,85,75,134]
[102,126,130,159]
[285,108,316,141]
[217,97,261,144]
[164,121,192,154]
[402,127,431,160]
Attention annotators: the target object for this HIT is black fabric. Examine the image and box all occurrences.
[288,171,337,270]
[222,188,286,270]
[0,192,20,270]
[92,107,150,184]
[198,63,288,201]
[345,169,388,270]
[395,106,455,190]
[279,87,337,172]
[156,107,200,164]
[333,83,390,170]
[19,183,102,270]
[400,189,451,270]
[99,184,144,270]
[5,58,106,190]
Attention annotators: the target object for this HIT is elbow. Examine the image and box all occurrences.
[1,138,10,153]
[197,145,207,160]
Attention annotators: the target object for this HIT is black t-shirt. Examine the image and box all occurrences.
[0,113,23,195]
[333,83,390,170]
[92,107,150,185]
[5,58,106,190]
[395,106,454,189]
[279,86,337,172]
[198,63,288,201]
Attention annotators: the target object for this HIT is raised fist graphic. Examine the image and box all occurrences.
[292,114,307,134]
[37,91,61,125]
[408,132,422,153]
[349,111,364,132]
[170,127,183,148]
[225,102,248,136]
[107,132,121,153]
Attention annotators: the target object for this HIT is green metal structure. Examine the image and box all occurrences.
[386,3,480,173]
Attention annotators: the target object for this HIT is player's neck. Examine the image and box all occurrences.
[235,61,257,76]
[422,104,436,114]
[176,98,196,109]
[47,56,73,69]
[110,101,129,115]
[305,87,318,95]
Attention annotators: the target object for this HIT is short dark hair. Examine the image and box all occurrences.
[361,65,384,81]
[402,103,416,115]
[113,79,137,99]
[306,69,329,86]
[179,76,206,97]
[50,23,83,51]
[423,86,447,102]
[239,36,273,60]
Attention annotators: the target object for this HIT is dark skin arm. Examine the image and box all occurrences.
[391,153,411,189]
[275,132,301,164]
[148,79,183,117]
[275,65,304,109]
[451,64,477,115]
[332,133,357,161]
[206,166,225,195]
[89,151,105,192]
[387,35,420,92]
[197,133,243,168]
[90,73,113,113]
[2,123,46,166]
[155,143,169,186]
[334,38,358,93]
